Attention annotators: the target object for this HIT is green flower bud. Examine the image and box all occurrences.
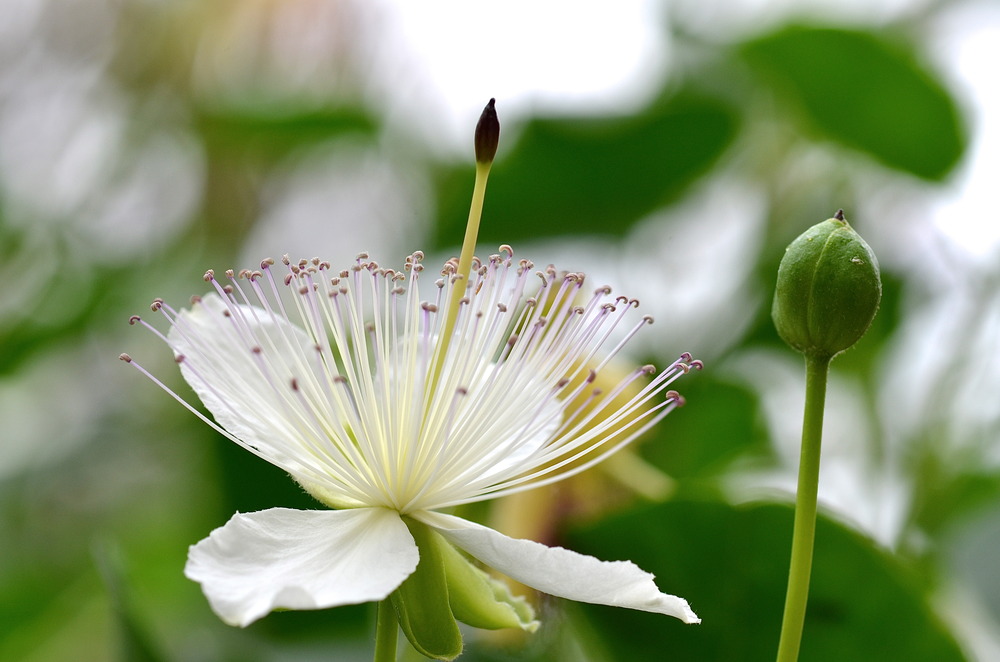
[772,211,881,360]
[391,517,537,661]
[392,519,464,661]
[439,537,538,633]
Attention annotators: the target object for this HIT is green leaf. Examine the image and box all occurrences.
[92,541,169,662]
[742,26,965,180]
[195,106,377,157]
[641,377,763,480]
[911,449,1000,537]
[391,519,463,661]
[432,96,737,247]
[567,500,965,661]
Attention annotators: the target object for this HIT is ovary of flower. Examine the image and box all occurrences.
[121,246,702,628]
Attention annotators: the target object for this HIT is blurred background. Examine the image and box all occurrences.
[2,0,999,660]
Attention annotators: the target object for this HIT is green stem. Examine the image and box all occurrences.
[374,599,398,662]
[428,160,492,392]
[775,354,831,662]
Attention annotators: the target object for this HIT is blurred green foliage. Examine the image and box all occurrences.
[434,95,737,245]
[2,2,998,661]
[741,26,966,181]
[569,501,965,662]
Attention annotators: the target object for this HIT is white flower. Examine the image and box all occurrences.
[121,246,701,628]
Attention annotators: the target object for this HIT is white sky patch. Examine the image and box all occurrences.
[367,0,1000,262]
[929,7,1000,260]
[371,0,667,152]
[724,348,912,548]
[242,140,429,269]
[670,0,916,40]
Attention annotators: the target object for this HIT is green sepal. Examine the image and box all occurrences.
[772,213,881,360]
[391,518,464,661]
[438,535,539,632]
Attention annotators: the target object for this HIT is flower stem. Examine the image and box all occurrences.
[429,160,492,388]
[775,354,831,662]
[374,599,398,662]
[427,98,498,398]
[447,160,492,331]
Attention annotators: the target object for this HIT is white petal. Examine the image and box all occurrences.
[186,507,418,627]
[417,511,699,624]
[168,294,317,463]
